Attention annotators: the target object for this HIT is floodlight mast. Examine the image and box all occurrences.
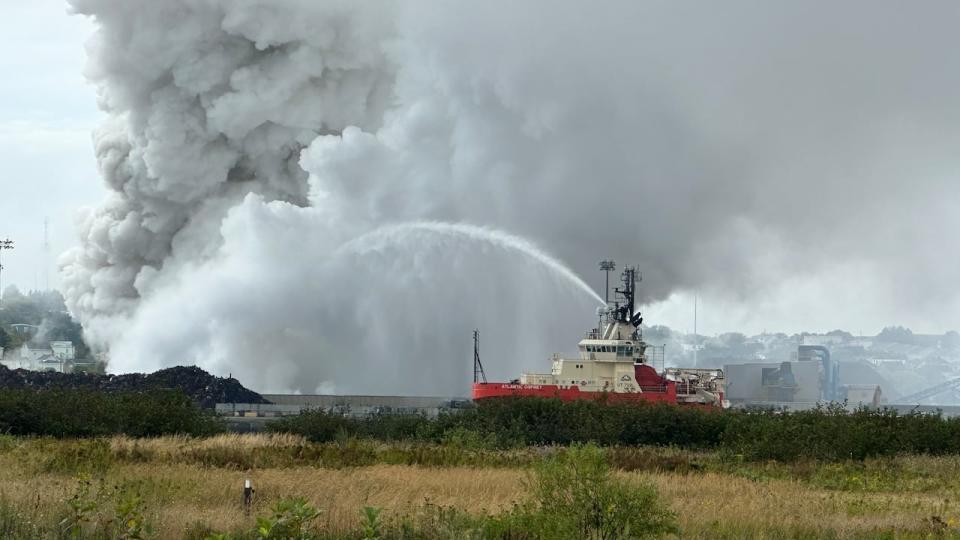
[599,260,616,304]
[0,238,14,308]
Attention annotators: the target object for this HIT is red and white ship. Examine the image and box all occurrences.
[472,264,725,407]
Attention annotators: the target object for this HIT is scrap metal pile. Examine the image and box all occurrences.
[0,365,267,408]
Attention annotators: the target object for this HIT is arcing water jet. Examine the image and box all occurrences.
[335,221,606,307]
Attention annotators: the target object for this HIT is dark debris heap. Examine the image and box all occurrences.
[0,365,267,408]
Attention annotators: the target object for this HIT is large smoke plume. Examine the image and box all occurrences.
[62,1,960,393]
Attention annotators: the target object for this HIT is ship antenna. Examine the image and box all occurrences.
[473,329,487,384]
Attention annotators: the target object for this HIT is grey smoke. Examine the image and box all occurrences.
[62,0,960,393]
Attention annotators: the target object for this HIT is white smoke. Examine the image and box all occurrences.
[63,1,960,393]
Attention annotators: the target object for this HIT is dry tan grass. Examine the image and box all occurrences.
[109,432,309,455]
[642,471,958,537]
[2,435,958,539]
[0,458,526,538]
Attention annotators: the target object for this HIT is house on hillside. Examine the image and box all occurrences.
[0,341,75,373]
[801,334,847,347]
[50,341,75,361]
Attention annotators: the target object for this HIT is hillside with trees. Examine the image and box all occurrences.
[0,286,91,361]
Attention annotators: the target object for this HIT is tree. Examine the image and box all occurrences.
[944,331,960,350]
[1,285,24,303]
[826,329,854,340]
[876,326,915,345]
[41,312,91,359]
[720,332,747,348]
[0,326,9,349]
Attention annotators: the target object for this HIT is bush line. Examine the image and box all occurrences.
[269,398,960,462]
[4,389,959,462]
[0,388,223,438]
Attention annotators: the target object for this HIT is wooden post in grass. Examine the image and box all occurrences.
[243,479,253,516]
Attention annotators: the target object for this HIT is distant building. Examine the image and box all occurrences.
[868,358,908,369]
[843,384,882,408]
[0,341,74,373]
[801,334,847,346]
[724,361,822,408]
[22,343,51,363]
[50,341,75,361]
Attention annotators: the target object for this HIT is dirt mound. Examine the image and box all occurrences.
[0,365,267,408]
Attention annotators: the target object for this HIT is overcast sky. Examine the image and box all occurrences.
[0,0,102,294]
[1,1,958,341]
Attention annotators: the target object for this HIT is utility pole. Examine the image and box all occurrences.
[43,217,50,291]
[599,260,616,304]
[693,292,698,367]
[0,238,14,308]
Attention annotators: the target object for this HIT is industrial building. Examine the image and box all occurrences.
[216,394,472,431]
[724,345,882,410]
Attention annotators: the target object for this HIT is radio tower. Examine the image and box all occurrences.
[0,238,14,308]
[43,217,50,291]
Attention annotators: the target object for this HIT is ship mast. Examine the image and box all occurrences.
[613,267,643,324]
[473,329,487,384]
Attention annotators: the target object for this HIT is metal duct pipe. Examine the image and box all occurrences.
[799,345,839,401]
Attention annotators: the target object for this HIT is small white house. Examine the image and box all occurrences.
[50,341,76,361]
[0,342,72,373]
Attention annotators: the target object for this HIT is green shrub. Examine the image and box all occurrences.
[203,498,321,540]
[0,389,224,438]
[270,398,728,450]
[516,443,676,539]
[721,404,960,461]
[270,397,960,464]
[254,498,320,540]
[57,476,153,540]
[359,506,383,540]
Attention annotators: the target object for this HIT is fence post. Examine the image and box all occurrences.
[243,479,253,516]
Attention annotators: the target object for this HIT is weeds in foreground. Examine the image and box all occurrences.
[519,444,677,539]
[200,444,674,539]
[60,476,100,539]
[360,506,383,540]
[56,476,153,540]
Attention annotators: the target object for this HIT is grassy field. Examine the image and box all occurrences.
[1,434,960,539]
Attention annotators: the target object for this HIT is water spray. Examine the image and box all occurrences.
[335,221,606,306]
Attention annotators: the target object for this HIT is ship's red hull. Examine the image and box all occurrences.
[473,382,706,405]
